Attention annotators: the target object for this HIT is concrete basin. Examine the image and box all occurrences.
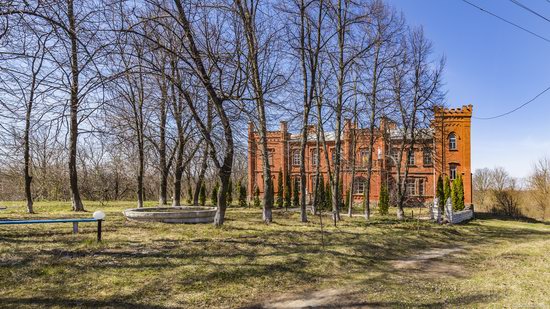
[123,206,216,224]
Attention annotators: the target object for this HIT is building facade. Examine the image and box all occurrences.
[248,105,472,207]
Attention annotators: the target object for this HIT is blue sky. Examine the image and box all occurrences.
[384,0,550,178]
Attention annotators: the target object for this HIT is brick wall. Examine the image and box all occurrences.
[248,105,473,206]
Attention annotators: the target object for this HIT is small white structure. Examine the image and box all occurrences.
[432,198,442,223]
[432,198,474,224]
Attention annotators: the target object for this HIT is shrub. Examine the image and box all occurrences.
[379,184,389,215]
[491,176,522,217]
[492,189,521,217]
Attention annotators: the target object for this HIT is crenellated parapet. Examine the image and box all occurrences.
[435,104,473,117]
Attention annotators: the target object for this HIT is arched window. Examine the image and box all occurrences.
[353,177,367,194]
[449,164,458,180]
[292,150,301,166]
[449,133,457,150]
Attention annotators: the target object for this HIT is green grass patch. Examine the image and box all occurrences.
[0,201,548,308]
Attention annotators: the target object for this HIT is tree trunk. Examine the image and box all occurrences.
[68,0,84,212]
[175,0,234,226]
[347,127,356,217]
[158,79,168,205]
[235,0,273,223]
[312,125,321,215]
[193,103,211,206]
[173,139,184,206]
[137,140,145,208]
[24,82,35,214]
[193,145,208,206]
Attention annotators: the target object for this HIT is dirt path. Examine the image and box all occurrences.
[257,246,464,309]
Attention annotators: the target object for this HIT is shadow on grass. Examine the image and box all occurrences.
[1,208,548,308]
[0,297,172,309]
[474,212,549,225]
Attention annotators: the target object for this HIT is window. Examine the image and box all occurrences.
[293,176,301,191]
[405,178,424,196]
[407,150,415,165]
[311,151,319,166]
[292,150,301,166]
[331,149,337,163]
[353,177,367,194]
[449,164,458,180]
[418,179,425,196]
[359,148,369,166]
[312,175,323,188]
[406,179,417,196]
[449,133,457,150]
[263,149,274,166]
[423,148,432,166]
[390,148,399,165]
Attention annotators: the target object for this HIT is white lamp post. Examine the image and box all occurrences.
[93,210,106,220]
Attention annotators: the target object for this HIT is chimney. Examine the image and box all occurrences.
[280,121,287,134]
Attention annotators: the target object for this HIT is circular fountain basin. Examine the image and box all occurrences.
[123,206,216,224]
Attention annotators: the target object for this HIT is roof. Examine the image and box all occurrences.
[290,131,337,142]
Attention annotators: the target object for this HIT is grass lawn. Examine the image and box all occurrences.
[0,201,549,308]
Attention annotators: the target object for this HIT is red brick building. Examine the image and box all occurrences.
[248,105,472,207]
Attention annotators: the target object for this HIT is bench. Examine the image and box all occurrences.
[0,213,105,242]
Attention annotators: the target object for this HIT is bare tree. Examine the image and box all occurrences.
[234,0,280,223]
[1,1,111,211]
[529,157,550,220]
[473,167,492,207]
[0,15,55,213]
[358,1,403,220]
[283,0,326,222]
[391,28,444,219]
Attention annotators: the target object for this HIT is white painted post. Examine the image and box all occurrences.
[445,198,453,224]
[433,198,441,223]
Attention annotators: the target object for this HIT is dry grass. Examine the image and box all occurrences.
[0,201,548,308]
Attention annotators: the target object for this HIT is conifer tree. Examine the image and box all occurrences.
[227,179,233,206]
[457,175,465,210]
[199,183,206,206]
[326,180,332,211]
[277,170,284,208]
[254,186,261,208]
[284,173,291,210]
[451,178,459,211]
[318,175,326,211]
[293,178,300,208]
[436,175,445,209]
[379,184,389,215]
[444,175,451,205]
[238,181,247,207]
